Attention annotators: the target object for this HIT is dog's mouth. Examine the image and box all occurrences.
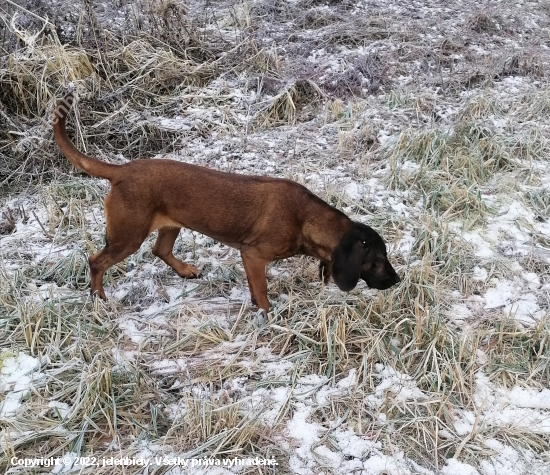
[363,274,400,290]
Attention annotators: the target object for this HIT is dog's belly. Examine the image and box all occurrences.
[149,211,303,259]
[148,212,254,251]
[148,214,183,234]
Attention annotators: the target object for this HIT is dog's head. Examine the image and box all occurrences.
[331,222,400,292]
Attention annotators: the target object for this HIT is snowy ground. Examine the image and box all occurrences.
[1,0,550,474]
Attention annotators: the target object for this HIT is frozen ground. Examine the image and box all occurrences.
[1,0,550,474]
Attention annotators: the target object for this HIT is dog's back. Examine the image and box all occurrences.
[109,158,345,256]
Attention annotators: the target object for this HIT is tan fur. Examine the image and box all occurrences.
[53,93,399,312]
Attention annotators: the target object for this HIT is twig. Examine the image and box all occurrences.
[0,107,21,131]
[32,211,54,241]
[19,204,28,224]
[270,323,320,346]
[453,400,484,460]
[4,0,56,28]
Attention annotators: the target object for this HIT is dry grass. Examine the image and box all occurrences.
[258,78,324,126]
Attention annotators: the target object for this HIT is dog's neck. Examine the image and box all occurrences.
[302,204,352,262]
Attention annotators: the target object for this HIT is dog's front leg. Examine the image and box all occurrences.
[319,260,332,284]
[152,227,200,278]
[241,252,270,313]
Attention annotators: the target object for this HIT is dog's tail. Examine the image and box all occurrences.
[53,93,119,180]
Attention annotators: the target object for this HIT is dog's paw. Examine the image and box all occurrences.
[91,289,107,300]
[178,264,201,279]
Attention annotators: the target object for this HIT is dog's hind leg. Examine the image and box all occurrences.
[89,194,148,300]
[241,252,270,313]
[89,238,142,300]
[152,227,200,278]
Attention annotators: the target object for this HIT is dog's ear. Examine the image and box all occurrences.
[331,233,364,292]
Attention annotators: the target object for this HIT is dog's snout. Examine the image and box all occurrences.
[379,264,400,290]
[382,276,400,290]
[393,273,400,284]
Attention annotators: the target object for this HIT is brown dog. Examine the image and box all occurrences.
[53,93,399,312]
